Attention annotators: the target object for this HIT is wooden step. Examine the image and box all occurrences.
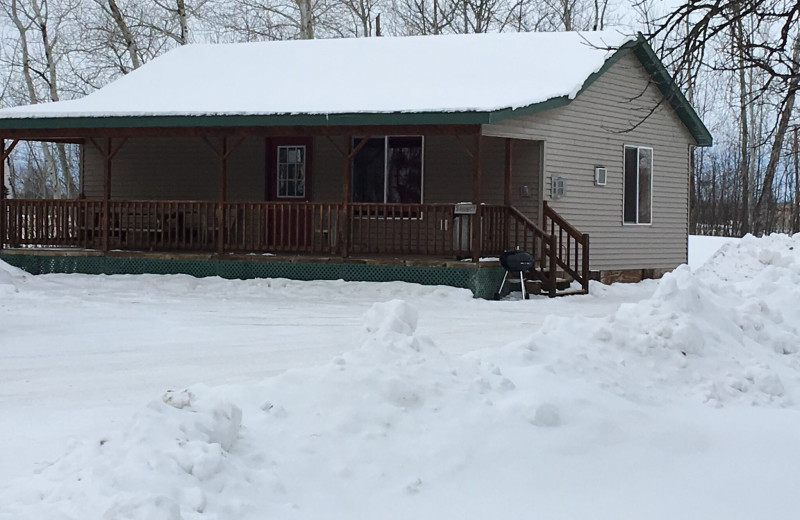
[552,289,588,297]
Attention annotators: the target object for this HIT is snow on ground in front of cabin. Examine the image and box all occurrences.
[3,234,800,519]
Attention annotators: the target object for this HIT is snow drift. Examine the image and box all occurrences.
[2,234,800,519]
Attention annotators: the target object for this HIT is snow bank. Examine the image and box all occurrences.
[0,259,31,294]
[3,235,800,519]
[493,234,800,407]
[688,234,740,269]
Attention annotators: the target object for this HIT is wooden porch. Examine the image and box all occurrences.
[0,199,590,295]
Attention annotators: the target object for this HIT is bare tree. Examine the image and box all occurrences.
[3,0,78,198]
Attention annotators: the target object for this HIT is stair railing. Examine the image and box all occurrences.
[506,206,558,297]
[542,201,590,293]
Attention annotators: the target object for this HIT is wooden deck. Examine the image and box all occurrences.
[0,199,590,295]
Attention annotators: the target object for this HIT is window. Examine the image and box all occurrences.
[352,136,423,204]
[623,146,652,224]
[277,145,306,198]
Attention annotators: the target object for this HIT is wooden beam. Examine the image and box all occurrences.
[217,136,228,254]
[0,124,482,141]
[0,139,19,161]
[220,136,228,202]
[88,137,104,156]
[504,138,513,250]
[223,136,246,160]
[471,133,483,263]
[347,136,373,159]
[341,135,352,257]
[109,137,128,159]
[472,134,482,204]
[1,139,5,251]
[103,137,111,252]
[325,135,346,157]
[456,135,474,159]
[503,138,513,206]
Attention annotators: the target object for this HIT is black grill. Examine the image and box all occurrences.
[500,250,534,272]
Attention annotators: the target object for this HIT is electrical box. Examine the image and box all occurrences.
[550,176,566,198]
[594,166,607,186]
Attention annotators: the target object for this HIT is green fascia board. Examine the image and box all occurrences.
[0,35,711,147]
[0,96,575,131]
[0,111,492,130]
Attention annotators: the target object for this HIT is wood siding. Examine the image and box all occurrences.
[83,135,542,221]
[84,137,264,201]
[483,51,694,271]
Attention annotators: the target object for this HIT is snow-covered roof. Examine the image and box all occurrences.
[0,31,633,120]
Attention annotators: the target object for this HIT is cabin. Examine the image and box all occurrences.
[0,30,711,298]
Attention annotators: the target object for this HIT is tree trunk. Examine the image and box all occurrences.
[792,127,800,233]
[9,0,62,198]
[296,0,314,39]
[176,0,188,44]
[107,0,141,70]
[753,36,800,234]
[32,0,79,197]
[733,15,750,235]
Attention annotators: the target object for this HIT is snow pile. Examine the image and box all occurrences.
[0,259,31,294]
[494,234,800,407]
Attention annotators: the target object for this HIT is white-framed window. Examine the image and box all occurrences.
[277,145,306,198]
[352,136,424,204]
[623,146,653,224]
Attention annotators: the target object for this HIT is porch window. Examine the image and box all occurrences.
[352,136,423,204]
[277,145,306,198]
[623,146,652,224]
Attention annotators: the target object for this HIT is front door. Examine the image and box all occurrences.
[266,138,313,250]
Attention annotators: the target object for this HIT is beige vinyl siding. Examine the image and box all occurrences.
[483,50,694,271]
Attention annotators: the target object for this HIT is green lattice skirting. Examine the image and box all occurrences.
[0,252,506,299]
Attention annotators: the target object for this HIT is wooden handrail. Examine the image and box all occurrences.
[505,205,557,296]
[542,201,590,293]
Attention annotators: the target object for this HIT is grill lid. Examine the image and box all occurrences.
[500,250,534,271]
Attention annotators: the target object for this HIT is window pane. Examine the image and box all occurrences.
[387,136,422,204]
[277,146,306,198]
[352,138,386,203]
[623,147,638,223]
[638,148,652,224]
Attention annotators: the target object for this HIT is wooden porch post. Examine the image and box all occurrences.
[103,137,111,252]
[0,139,5,251]
[341,136,352,257]
[503,138,513,250]
[217,136,228,254]
[471,133,483,262]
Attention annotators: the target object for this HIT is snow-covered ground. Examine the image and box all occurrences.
[2,234,800,520]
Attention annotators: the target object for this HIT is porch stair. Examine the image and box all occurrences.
[504,202,590,298]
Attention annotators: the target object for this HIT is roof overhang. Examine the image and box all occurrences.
[0,36,711,146]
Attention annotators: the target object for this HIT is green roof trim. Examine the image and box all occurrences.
[0,35,711,147]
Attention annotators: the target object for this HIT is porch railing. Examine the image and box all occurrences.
[1,199,589,293]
